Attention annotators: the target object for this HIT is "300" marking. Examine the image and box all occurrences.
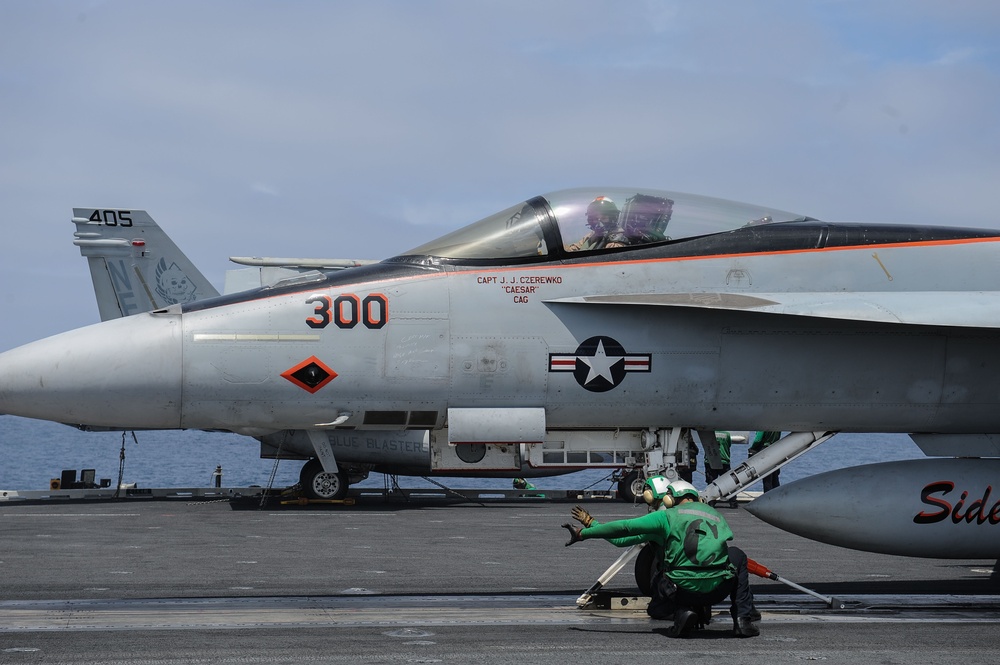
[306,293,388,330]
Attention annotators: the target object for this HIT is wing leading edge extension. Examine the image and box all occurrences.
[545,291,1000,329]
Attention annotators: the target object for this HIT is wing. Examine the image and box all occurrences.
[228,257,378,270]
[224,257,378,293]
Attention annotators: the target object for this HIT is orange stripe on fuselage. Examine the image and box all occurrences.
[192,235,1000,310]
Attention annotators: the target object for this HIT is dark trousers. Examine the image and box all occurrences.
[705,463,731,486]
[761,468,780,492]
[646,546,754,621]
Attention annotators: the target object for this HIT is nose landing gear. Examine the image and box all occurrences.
[299,458,349,501]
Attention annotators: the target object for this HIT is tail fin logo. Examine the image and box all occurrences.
[154,258,199,304]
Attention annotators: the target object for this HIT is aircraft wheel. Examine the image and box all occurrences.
[618,470,644,503]
[634,543,659,597]
[300,459,349,501]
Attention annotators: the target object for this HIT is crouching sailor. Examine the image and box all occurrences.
[562,476,759,638]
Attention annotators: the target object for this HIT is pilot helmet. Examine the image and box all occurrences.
[586,196,619,229]
[663,480,700,508]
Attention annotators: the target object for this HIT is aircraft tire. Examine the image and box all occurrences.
[618,470,643,503]
[634,543,656,597]
[299,459,349,501]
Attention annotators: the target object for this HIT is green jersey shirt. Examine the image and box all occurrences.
[715,431,732,465]
[581,502,735,593]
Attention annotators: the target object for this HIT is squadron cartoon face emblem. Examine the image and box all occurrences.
[548,336,651,392]
[154,258,199,304]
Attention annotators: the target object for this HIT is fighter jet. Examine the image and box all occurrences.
[2,186,1000,559]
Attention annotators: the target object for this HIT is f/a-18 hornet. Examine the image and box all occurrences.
[2,186,1000,560]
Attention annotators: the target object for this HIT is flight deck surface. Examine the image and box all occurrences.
[1,496,998,664]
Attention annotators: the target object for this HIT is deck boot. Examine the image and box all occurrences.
[734,616,760,638]
[666,609,699,638]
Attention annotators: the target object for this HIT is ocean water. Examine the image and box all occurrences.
[0,415,923,493]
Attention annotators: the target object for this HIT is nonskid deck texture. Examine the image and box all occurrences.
[1,497,998,664]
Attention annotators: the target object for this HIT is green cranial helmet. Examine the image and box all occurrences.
[642,475,671,505]
[666,480,700,503]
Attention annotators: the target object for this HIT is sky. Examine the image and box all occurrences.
[2,0,1000,351]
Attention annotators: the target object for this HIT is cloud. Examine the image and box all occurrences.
[1,0,999,349]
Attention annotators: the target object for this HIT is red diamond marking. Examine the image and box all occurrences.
[281,356,338,394]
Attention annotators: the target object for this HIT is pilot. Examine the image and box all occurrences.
[563,477,759,638]
[566,196,627,251]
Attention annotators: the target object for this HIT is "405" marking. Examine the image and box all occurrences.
[89,209,133,226]
[306,293,388,330]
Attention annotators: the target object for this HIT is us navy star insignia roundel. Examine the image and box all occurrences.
[548,336,651,392]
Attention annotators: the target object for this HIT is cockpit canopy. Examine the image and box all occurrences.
[400,187,814,262]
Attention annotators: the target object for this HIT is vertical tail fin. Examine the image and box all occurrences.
[72,208,220,320]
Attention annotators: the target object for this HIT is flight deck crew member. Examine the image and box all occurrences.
[562,477,759,638]
[749,431,782,492]
[706,431,737,508]
[676,429,698,483]
[566,196,627,251]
